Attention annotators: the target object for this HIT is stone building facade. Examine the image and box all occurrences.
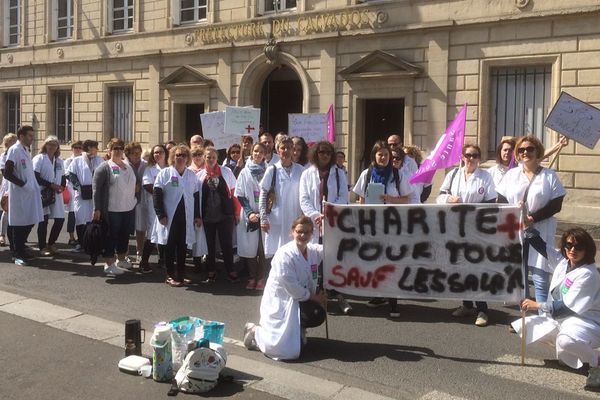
[0,0,599,222]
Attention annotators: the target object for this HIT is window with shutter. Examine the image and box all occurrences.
[6,92,20,134]
[54,91,72,144]
[112,0,134,33]
[179,0,207,24]
[4,0,20,46]
[56,0,73,40]
[111,87,134,142]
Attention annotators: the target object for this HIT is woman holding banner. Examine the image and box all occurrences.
[496,136,566,305]
[243,216,327,360]
[515,227,600,390]
[353,140,413,317]
[299,140,351,314]
[437,144,497,327]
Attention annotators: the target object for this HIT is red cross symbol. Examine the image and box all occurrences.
[245,125,255,134]
[497,213,522,240]
[324,203,338,228]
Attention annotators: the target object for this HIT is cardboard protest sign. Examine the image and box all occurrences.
[200,111,241,150]
[323,203,524,302]
[545,92,600,149]
[224,106,260,138]
[288,113,328,143]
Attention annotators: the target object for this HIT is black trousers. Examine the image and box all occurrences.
[37,215,65,250]
[463,301,488,313]
[204,216,235,275]
[76,224,87,244]
[9,224,33,258]
[299,300,326,328]
[165,199,187,282]
[67,211,75,234]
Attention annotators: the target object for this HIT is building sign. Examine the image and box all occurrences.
[194,9,376,45]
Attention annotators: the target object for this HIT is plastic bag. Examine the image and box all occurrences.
[169,317,203,370]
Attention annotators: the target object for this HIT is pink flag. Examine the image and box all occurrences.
[327,104,335,143]
[410,104,467,185]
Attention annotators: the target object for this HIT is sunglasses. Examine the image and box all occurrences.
[463,153,480,159]
[564,242,584,251]
[175,154,187,158]
[392,156,402,161]
[517,146,536,154]
[111,146,124,151]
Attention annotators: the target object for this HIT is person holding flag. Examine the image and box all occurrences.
[437,144,497,326]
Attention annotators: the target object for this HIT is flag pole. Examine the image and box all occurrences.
[319,198,329,340]
[520,216,530,366]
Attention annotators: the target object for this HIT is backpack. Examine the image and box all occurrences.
[364,166,401,195]
[82,221,107,265]
[174,345,227,394]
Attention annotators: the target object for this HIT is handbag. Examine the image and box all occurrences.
[41,186,56,207]
[266,166,276,215]
[80,184,93,200]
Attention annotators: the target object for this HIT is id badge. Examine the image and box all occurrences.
[20,159,27,169]
[112,166,120,175]
[310,264,318,281]
[171,176,179,187]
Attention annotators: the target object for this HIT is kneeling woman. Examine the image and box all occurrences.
[517,227,600,390]
[244,216,327,360]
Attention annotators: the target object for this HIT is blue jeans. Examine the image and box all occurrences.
[104,209,135,258]
[530,267,551,304]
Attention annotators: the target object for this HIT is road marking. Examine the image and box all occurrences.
[480,354,595,398]
[0,289,398,400]
[419,391,469,400]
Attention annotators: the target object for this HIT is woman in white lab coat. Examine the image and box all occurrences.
[33,136,66,256]
[235,142,267,290]
[138,144,167,274]
[0,133,18,248]
[437,144,497,327]
[67,140,104,250]
[496,135,566,305]
[259,136,304,259]
[244,216,327,361]
[487,137,516,187]
[517,227,600,390]
[152,144,202,287]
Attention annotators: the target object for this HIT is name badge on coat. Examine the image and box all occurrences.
[112,166,120,175]
[20,159,27,169]
[311,264,318,280]
[171,176,179,187]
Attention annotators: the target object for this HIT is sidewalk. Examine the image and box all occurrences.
[0,311,284,400]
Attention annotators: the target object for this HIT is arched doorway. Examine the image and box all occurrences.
[260,65,302,134]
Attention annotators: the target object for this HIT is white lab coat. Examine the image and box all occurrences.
[255,241,323,360]
[142,164,162,238]
[512,247,600,368]
[352,166,414,201]
[67,154,104,225]
[152,166,203,250]
[487,163,513,187]
[63,156,76,212]
[6,142,44,226]
[234,166,262,258]
[32,154,65,219]
[299,165,348,243]
[265,153,280,167]
[259,161,304,257]
[436,167,497,204]
[496,167,566,273]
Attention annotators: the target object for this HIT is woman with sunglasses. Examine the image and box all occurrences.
[222,143,244,178]
[93,139,138,276]
[299,141,351,314]
[437,144,497,326]
[243,216,327,360]
[198,146,240,283]
[153,145,203,287]
[497,136,566,305]
[138,144,168,273]
[515,227,600,390]
[63,141,83,247]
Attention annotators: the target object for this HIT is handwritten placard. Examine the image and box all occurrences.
[288,113,328,143]
[545,92,600,149]
[224,106,260,138]
[200,111,240,150]
[323,203,524,302]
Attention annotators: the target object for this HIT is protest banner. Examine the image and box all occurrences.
[323,202,524,302]
[545,92,600,149]
[288,113,328,143]
[200,111,240,150]
[224,106,260,138]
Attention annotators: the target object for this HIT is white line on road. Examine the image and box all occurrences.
[0,289,398,400]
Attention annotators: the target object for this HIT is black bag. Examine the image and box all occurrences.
[266,166,277,214]
[80,185,93,200]
[82,220,107,265]
[247,219,260,232]
[41,187,56,207]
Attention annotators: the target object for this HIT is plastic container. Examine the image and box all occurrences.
[202,321,225,345]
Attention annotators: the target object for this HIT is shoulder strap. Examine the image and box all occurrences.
[270,165,277,191]
[364,166,373,195]
[335,167,340,198]
[523,166,543,204]
[392,168,400,195]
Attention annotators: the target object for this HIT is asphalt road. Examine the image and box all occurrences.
[0,233,596,400]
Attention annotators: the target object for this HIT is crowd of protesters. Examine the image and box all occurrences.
[1,125,599,388]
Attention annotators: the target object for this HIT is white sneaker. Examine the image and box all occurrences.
[475,312,489,327]
[117,259,134,270]
[104,263,126,276]
[243,323,258,350]
[452,305,476,317]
